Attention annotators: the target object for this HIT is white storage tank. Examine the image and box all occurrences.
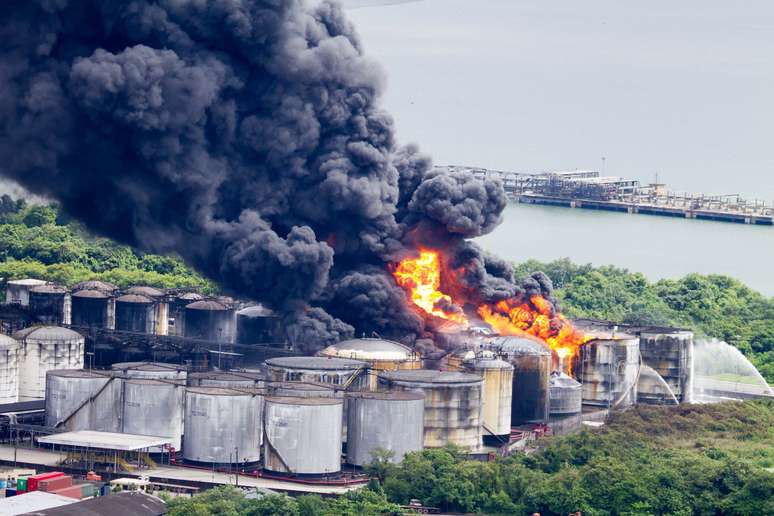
[266,381,337,398]
[318,338,422,390]
[463,354,513,442]
[263,396,343,476]
[121,379,185,451]
[111,361,188,381]
[45,369,122,431]
[183,387,263,464]
[14,326,84,401]
[5,278,47,306]
[0,335,20,404]
[346,391,424,466]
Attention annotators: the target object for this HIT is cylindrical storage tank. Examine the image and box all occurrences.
[263,396,343,476]
[378,370,483,449]
[184,300,236,343]
[114,294,156,334]
[14,326,84,401]
[183,387,263,464]
[573,332,640,408]
[168,292,203,337]
[486,336,551,424]
[122,379,185,450]
[638,330,694,403]
[29,284,71,325]
[45,369,122,431]
[266,381,337,398]
[463,355,513,440]
[187,371,265,389]
[318,338,422,390]
[125,287,168,335]
[549,371,582,415]
[5,278,47,306]
[346,391,424,466]
[111,361,188,381]
[72,280,118,294]
[70,290,112,329]
[265,356,369,390]
[236,305,284,346]
[0,335,20,404]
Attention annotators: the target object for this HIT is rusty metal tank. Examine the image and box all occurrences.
[29,284,71,325]
[378,369,483,449]
[114,294,156,333]
[125,286,169,335]
[236,305,284,346]
[463,353,513,441]
[168,292,204,337]
[573,332,640,408]
[184,300,236,343]
[486,336,551,424]
[638,329,694,403]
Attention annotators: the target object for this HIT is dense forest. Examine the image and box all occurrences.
[0,195,772,382]
[164,400,774,515]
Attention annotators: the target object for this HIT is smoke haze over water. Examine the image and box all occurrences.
[0,0,552,352]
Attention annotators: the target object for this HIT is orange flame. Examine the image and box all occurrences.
[392,250,468,326]
[391,249,590,374]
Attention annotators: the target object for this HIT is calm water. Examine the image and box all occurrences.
[477,203,774,296]
[346,0,774,295]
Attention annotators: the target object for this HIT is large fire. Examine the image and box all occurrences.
[391,249,590,372]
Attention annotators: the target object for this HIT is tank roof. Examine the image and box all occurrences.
[111,361,188,372]
[126,286,165,298]
[13,325,83,341]
[586,331,638,342]
[550,371,581,388]
[7,278,47,286]
[186,387,257,396]
[30,284,67,294]
[178,292,204,301]
[0,334,19,349]
[320,338,417,361]
[265,396,343,406]
[73,280,117,292]
[71,289,109,299]
[487,336,551,356]
[346,391,425,401]
[267,381,335,391]
[265,356,367,370]
[116,294,153,304]
[379,369,483,385]
[47,369,113,379]
[236,304,276,317]
[186,299,228,311]
[122,378,185,386]
[188,371,264,381]
[468,357,514,370]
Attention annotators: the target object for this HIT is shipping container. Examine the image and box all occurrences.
[26,471,65,491]
[5,488,16,497]
[51,484,85,499]
[16,478,27,492]
[38,475,73,492]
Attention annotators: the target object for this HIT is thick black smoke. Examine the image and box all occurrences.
[0,0,552,351]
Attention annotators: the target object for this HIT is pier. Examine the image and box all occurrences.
[438,165,774,226]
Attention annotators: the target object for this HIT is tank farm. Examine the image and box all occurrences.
[0,266,704,485]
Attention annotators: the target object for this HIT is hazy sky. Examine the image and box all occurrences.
[345,0,774,201]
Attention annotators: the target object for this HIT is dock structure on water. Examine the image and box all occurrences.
[438,165,774,226]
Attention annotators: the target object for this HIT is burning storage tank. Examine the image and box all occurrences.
[114,294,157,334]
[487,336,551,424]
[346,391,424,466]
[45,369,122,431]
[183,300,236,343]
[264,356,369,390]
[318,338,422,390]
[168,292,204,337]
[122,379,185,450]
[70,280,118,329]
[183,387,263,464]
[29,284,71,325]
[263,396,343,476]
[638,329,694,403]
[236,305,284,346]
[265,381,336,398]
[549,371,582,416]
[573,332,640,408]
[462,353,513,442]
[5,278,47,306]
[14,326,84,401]
[125,286,169,335]
[187,371,265,389]
[0,335,20,404]
[111,361,188,381]
[378,369,483,449]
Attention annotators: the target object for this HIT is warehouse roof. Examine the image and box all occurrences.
[19,491,167,516]
[0,490,74,514]
[37,430,172,451]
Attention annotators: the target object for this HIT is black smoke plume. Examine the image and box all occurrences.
[0,0,552,351]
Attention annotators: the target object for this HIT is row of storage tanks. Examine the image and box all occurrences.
[43,329,695,475]
[5,279,283,344]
